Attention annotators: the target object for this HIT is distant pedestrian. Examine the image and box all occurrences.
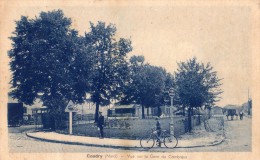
[98,111,105,138]
[239,111,244,120]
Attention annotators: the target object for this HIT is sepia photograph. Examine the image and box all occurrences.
[0,0,259,160]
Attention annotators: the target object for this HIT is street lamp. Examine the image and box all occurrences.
[168,88,174,136]
[163,98,170,117]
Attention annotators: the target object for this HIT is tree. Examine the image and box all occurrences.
[84,22,132,122]
[142,65,166,117]
[121,56,167,119]
[8,10,90,130]
[174,57,222,132]
[119,55,145,105]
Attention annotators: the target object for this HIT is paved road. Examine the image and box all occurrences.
[218,116,251,152]
[154,116,251,152]
[8,126,127,153]
[9,116,251,152]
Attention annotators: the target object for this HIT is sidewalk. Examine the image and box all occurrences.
[26,127,225,149]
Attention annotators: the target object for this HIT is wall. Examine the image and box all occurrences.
[69,116,207,139]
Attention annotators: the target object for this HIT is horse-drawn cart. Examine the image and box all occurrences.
[226,109,238,120]
[222,105,240,120]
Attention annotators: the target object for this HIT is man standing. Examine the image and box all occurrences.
[98,111,105,138]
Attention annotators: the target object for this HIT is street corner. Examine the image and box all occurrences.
[176,125,226,148]
[25,131,140,150]
[208,134,225,146]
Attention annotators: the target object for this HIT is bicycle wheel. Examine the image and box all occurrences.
[140,136,155,149]
[164,135,178,148]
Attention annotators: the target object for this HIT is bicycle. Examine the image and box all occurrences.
[140,128,178,149]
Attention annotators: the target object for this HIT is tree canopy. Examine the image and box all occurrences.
[9,9,223,131]
[121,56,171,118]
[174,57,223,131]
[84,21,132,122]
[9,10,133,125]
[8,10,91,129]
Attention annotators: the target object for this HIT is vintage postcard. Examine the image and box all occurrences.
[0,0,259,160]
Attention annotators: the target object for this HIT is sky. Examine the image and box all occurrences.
[1,1,253,107]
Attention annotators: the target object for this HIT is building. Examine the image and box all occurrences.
[107,104,139,119]
[8,96,45,114]
[74,99,112,120]
[8,102,24,126]
[107,104,179,119]
[211,106,223,115]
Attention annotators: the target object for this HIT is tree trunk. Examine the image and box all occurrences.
[142,105,145,119]
[95,100,100,123]
[157,106,161,117]
[198,112,201,125]
[187,107,192,132]
[208,108,211,119]
[48,104,57,131]
[53,111,63,130]
[49,113,56,131]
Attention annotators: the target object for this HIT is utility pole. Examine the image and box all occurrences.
[168,88,174,136]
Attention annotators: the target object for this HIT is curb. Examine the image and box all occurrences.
[176,135,225,148]
[26,131,225,150]
[176,128,226,148]
[26,131,137,150]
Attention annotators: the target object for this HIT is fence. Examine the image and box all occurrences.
[71,115,211,139]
